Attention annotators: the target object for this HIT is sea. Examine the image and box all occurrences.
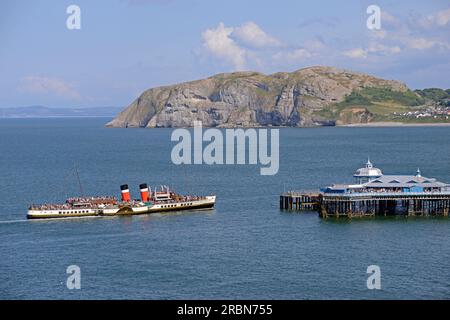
[0,118,449,299]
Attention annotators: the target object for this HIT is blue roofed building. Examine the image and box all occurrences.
[322,160,449,195]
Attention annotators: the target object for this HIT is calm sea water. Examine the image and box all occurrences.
[0,118,449,299]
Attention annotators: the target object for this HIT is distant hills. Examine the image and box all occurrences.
[106,66,450,128]
[0,106,123,118]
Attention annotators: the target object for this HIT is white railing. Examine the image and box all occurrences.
[323,191,450,197]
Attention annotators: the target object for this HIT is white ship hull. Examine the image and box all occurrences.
[148,196,216,212]
[26,208,100,219]
[27,196,216,219]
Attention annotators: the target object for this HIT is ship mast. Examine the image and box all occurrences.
[74,165,84,197]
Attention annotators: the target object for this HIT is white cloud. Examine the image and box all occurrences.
[350,7,450,60]
[420,8,450,28]
[370,29,387,40]
[393,8,450,51]
[398,36,449,51]
[343,43,401,59]
[343,48,368,59]
[201,10,449,73]
[436,8,450,26]
[360,8,447,55]
[18,76,81,99]
[405,37,436,50]
[232,21,282,48]
[368,43,401,55]
[381,11,401,29]
[273,48,312,62]
[201,21,285,70]
[201,22,247,70]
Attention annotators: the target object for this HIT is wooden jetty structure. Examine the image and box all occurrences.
[279,191,320,211]
[280,160,450,218]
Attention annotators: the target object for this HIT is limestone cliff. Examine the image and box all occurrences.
[106,66,413,128]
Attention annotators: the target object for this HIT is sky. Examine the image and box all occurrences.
[0,0,449,108]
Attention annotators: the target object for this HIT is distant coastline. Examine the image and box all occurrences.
[0,116,115,119]
[0,106,122,119]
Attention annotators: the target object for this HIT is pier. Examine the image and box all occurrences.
[279,191,320,211]
[280,160,450,218]
[281,191,450,218]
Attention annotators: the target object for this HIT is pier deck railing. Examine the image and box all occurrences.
[322,191,450,200]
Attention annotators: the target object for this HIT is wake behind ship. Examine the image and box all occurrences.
[27,184,216,219]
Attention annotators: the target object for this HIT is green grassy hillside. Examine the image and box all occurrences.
[315,87,450,123]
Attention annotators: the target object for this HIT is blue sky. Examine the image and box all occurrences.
[0,0,449,108]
